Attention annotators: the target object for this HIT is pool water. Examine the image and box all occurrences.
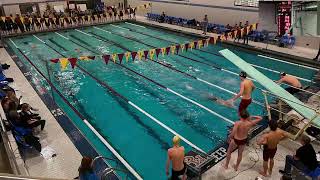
[5,22,317,179]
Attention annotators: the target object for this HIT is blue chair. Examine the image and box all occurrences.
[304,166,320,180]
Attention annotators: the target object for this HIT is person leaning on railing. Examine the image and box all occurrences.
[77,157,98,180]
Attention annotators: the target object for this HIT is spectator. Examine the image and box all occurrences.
[279,135,318,177]
[202,15,208,35]
[239,21,243,28]
[19,103,46,131]
[159,12,166,23]
[119,10,124,20]
[6,90,21,109]
[14,14,24,33]
[0,18,5,34]
[78,157,98,180]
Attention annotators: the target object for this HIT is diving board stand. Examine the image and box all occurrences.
[219,49,320,140]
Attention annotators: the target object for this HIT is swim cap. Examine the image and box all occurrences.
[173,136,180,145]
[239,71,247,78]
[280,72,286,76]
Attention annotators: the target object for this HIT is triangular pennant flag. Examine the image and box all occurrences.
[137,51,143,60]
[29,18,32,23]
[45,18,49,23]
[68,58,78,69]
[50,58,59,63]
[60,58,69,70]
[175,45,180,54]
[205,38,210,47]
[185,43,189,52]
[118,53,124,64]
[193,41,198,49]
[112,54,117,63]
[149,49,155,60]
[103,54,110,64]
[20,17,24,23]
[79,56,90,60]
[190,42,195,50]
[198,40,203,49]
[171,45,176,55]
[131,51,137,61]
[88,56,95,60]
[155,48,161,58]
[37,18,41,22]
[161,47,166,57]
[125,52,131,62]
[143,50,149,60]
[94,15,98,19]
[165,47,171,55]
[202,39,206,47]
[180,44,185,52]
[252,23,257,30]
[209,37,214,44]
[1,17,5,22]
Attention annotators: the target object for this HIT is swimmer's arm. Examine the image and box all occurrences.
[275,78,284,84]
[165,153,170,176]
[250,116,263,125]
[231,82,244,101]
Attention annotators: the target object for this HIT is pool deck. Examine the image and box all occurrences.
[0,48,82,179]
[135,15,319,62]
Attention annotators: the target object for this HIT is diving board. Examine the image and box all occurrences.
[219,49,320,131]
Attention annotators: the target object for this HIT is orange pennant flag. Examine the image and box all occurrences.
[112,54,117,63]
[149,49,155,60]
[198,40,203,49]
[189,42,194,50]
[20,17,24,23]
[171,45,176,55]
[125,52,131,62]
[161,47,166,57]
[60,58,69,70]
[252,23,257,30]
[137,51,143,60]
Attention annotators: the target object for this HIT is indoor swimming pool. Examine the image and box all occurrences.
[5,21,318,179]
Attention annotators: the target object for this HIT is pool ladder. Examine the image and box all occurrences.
[92,156,133,180]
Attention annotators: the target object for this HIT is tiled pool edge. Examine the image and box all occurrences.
[3,45,120,180]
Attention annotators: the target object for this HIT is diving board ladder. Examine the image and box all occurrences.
[219,49,320,140]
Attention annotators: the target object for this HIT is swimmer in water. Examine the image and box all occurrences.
[208,95,235,109]
[31,44,37,48]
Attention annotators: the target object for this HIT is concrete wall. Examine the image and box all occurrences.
[3,5,20,15]
[128,0,259,25]
[258,2,277,32]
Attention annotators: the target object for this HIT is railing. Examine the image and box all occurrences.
[92,156,133,180]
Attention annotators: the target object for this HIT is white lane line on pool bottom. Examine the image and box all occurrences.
[9,38,19,48]
[33,35,46,44]
[166,88,235,125]
[110,24,130,30]
[55,32,69,40]
[93,26,112,33]
[84,120,143,180]
[128,101,207,154]
[258,54,318,71]
[125,22,146,28]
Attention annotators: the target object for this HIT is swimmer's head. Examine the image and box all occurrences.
[280,72,286,77]
[240,110,249,119]
[239,71,247,79]
[173,136,180,146]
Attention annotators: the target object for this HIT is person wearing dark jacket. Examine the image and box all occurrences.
[14,14,24,33]
[19,103,45,131]
[279,135,318,177]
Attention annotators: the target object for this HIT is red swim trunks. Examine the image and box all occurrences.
[238,98,252,114]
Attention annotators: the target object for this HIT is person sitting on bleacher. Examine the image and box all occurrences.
[159,12,166,23]
[279,135,318,178]
[19,103,45,131]
[6,90,21,109]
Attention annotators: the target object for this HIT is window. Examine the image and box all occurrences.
[234,0,259,8]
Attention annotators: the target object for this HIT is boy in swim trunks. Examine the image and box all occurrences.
[166,136,187,180]
[224,110,262,171]
[257,120,291,176]
[276,72,302,95]
[229,71,255,115]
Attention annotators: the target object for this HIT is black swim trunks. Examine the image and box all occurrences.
[171,163,187,180]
